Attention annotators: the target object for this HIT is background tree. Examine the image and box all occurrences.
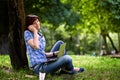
[101,0,120,53]
[69,0,120,54]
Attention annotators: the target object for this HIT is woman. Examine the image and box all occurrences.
[24,14,84,75]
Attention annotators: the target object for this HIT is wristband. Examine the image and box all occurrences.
[53,52,56,56]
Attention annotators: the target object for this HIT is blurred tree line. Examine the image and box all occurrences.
[0,0,120,69]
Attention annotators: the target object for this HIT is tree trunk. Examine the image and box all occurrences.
[118,32,120,53]
[107,34,118,53]
[102,34,110,54]
[83,34,87,54]
[0,0,9,54]
[8,0,28,70]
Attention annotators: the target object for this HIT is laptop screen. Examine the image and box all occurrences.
[58,43,66,57]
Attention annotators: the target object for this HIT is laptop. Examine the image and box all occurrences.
[47,43,66,62]
[58,43,66,57]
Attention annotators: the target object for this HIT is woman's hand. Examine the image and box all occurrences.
[53,51,59,56]
[28,25,37,33]
[45,51,59,57]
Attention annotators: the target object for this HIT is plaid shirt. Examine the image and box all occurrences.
[24,30,47,67]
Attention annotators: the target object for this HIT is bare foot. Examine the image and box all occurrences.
[74,67,80,72]
[74,67,84,72]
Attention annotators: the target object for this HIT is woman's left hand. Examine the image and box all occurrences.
[53,51,59,56]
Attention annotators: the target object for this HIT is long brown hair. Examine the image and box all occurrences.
[25,14,38,30]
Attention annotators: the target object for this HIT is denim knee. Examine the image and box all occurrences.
[62,55,72,63]
[57,40,64,44]
[61,55,73,71]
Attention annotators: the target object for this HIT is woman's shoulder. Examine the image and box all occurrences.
[24,30,34,37]
[24,30,32,34]
[24,30,33,39]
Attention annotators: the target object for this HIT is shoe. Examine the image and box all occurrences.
[78,68,84,72]
[59,68,84,75]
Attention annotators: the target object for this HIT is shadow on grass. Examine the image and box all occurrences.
[46,74,77,80]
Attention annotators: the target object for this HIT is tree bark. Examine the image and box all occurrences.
[118,32,120,53]
[8,0,28,70]
[107,34,118,53]
[102,33,110,54]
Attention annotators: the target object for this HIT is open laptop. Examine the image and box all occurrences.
[58,43,66,57]
[47,43,66,62]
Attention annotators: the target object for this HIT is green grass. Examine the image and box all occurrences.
[0,55,120,80]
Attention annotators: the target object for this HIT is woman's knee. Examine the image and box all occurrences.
[62,55,72,62]
[56,40,64,44]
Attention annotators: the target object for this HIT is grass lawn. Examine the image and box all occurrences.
[0,55,120,80]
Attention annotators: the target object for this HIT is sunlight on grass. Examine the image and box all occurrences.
[0,55,11,67]
[71,55,120,69]
[71,55,120,80]
[0,55,120,80]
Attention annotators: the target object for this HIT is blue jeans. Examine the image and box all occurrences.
[33,40,74,75]
[44,55,74,73]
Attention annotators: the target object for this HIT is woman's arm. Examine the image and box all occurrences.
[45,51,59,57]
[27,25,39,49]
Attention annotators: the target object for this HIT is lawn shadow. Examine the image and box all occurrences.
[45,73,76,80]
